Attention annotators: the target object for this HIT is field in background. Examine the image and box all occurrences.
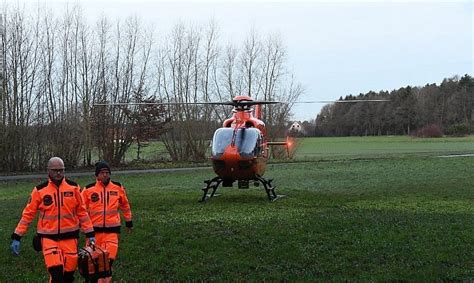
[122,135,474,164]
[124,141,169,162]
[295,135,474,159]
[1,136,473,281]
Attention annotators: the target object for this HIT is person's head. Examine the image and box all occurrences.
[95,161,111,184]
[47,157,65,182]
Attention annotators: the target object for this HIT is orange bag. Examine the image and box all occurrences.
[78,245,111,281]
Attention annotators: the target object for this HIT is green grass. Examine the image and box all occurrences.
[1,136,473,281]
[294,135,474,159]
[124,140,169,162]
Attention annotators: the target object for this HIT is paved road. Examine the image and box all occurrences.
[0,166,213,181]
[0,162,299,182]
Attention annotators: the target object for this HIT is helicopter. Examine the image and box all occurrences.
[201,95,288,202]
[96,95,388,202]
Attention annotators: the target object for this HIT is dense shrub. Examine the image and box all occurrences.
[444,123,471,137]
[411,124,443,138]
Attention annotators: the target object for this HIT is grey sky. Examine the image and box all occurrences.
[13,0,474,121]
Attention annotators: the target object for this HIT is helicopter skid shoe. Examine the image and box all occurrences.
[256,175,283,201]
[270,194,286,202]
[200,177,223,202]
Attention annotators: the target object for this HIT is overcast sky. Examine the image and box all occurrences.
[11,0,474,121]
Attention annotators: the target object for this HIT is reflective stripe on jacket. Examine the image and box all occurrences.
[81,180,133,233]
[13,178,95,240]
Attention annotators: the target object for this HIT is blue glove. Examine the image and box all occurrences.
[11,240,20,256]
[88,237,96,245]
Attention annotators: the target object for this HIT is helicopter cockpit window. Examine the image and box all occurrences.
[211,128,262,158]
[235,128,261,158]
[212,128,233,157]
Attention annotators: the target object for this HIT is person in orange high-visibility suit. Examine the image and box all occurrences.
[81,161,133,283]
[10,157,95,283]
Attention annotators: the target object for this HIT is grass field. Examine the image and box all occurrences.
[294,135,474,159]
[1,136,473,281]
[121,135,474,163]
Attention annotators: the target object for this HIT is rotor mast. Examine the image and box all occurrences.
[254,104,262,120]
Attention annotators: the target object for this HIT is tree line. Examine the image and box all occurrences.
[312,74,473,137]
[0,4,302,172]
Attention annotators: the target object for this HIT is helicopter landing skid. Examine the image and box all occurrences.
[255,175,285,202]
[200,177,223,202]
[200,175,284,202]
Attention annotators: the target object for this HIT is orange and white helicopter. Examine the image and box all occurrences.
[202,95,288,202]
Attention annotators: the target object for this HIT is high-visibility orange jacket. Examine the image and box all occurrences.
[81,180,133,233]
[11,178,95,241]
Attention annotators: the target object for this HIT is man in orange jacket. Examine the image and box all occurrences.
[10,157,95,283]
[81,161,133,282]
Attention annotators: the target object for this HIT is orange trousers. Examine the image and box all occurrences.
[41,237,78,272]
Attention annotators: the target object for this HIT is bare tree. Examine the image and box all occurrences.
[215,43,242,121]
[91,16,155,165]
[1,7,41,170]
[158,23,219,161]
[240,28,262,98]
[75,10,97,166]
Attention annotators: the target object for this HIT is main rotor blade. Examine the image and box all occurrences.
[292,99,390,104]
[236,101,281,106]
[94,100,282,107]
[94,101,236,106]
[94,99,389,107]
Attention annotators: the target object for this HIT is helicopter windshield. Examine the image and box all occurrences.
[212,128,262,158]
